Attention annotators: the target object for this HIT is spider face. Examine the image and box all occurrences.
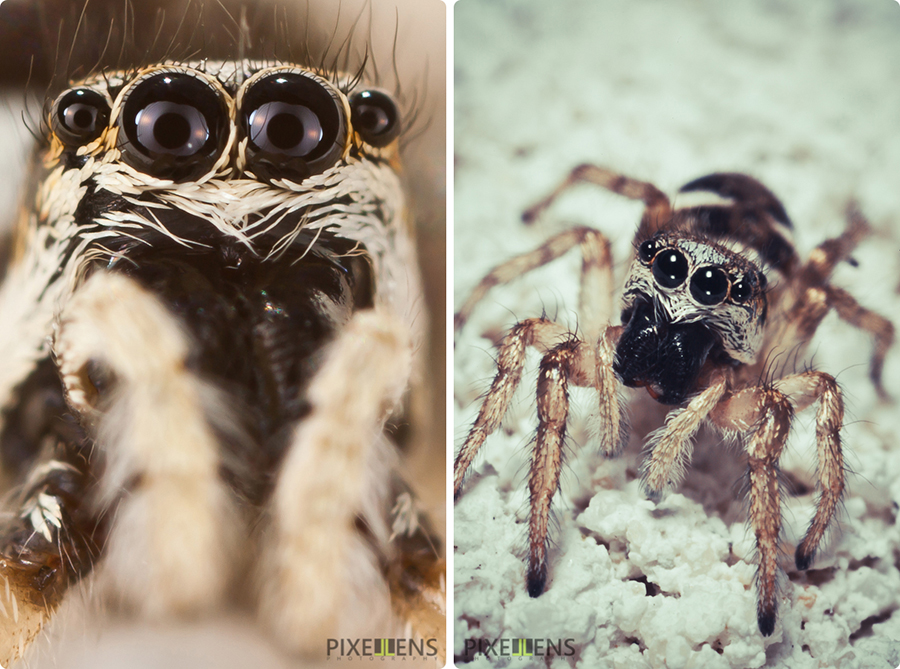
[0,57,443,665]
[615,230,768,403]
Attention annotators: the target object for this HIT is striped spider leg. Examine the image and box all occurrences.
[455,225,626,596]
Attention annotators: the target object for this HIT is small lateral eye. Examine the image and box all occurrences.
[732,271,766,302]
[638,239,656,262]
[651,249,689,288]
[52,88,110,146]
[690,266,729,305]
[731,278,753,302]
[349,90,401,148]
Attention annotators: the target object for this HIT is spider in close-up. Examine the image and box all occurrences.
[454,164,894,638]
[0,1,445,666]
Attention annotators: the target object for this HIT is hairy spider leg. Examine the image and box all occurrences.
[825,285,894,400]
[774,203,894,398]
[773,371,845,571]
[455,222,623,488]
[527,326,627,595]
[711,386,794,637]
[591,326,627,458]
[259,308,443,655]
[526,338,578,596]
[455,227,614,338]
[453,318,571,499]
[640,370,730,500]
[0,433,99,666]
[520,163,672,240]
[55,271,241,616]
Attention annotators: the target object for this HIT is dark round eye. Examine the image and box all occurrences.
[690,267,730,305]
[732,271,766,302]
[52,88,110,146]
[349,90,400,148]
[651,249,689,288]
[135,101,209,156]
[240,71,346,183]
[118,72,228,182]
[638,239,657,262]
[731,278,752,302]
[248,102,322,155]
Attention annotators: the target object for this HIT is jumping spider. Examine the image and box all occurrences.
[454,164,894,636]
[0,58,444,664]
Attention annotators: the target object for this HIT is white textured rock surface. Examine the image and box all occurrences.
[454,1,900,668]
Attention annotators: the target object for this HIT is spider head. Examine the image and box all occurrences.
[614,232,767,405]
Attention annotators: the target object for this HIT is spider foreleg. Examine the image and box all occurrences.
[640,372,729,500]
[259,308,412,652]
[590,325,627,457]
[526,337,580,597]
[774,371,845,570]
[454,318,570,499]
[54,272,241,616]
[711,386,793,636]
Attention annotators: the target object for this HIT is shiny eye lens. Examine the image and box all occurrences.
[52,88,110,146]
[66,104,99,133]
[135,101,209,156]
[690,267,729,305]
[651,249,688,288]
[349,90,400,148]
[240,71,346,183]
[119,72,228,182]
[731,279,752,302]
[638,239,656,262]
[248,102,322,156]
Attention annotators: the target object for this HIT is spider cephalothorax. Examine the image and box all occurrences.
[0,59,443,665]
[615,229,768,404]
[454,164,894,637]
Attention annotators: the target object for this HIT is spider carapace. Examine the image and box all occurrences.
[454,164,894,636]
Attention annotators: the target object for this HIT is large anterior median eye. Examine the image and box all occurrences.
[135,101,209,156]
[690,266,729,305]
[651,249,689,288]
[240,70,346,183]
[248,102,322,155]
[52,88,111,146]
[118,71,229,182]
